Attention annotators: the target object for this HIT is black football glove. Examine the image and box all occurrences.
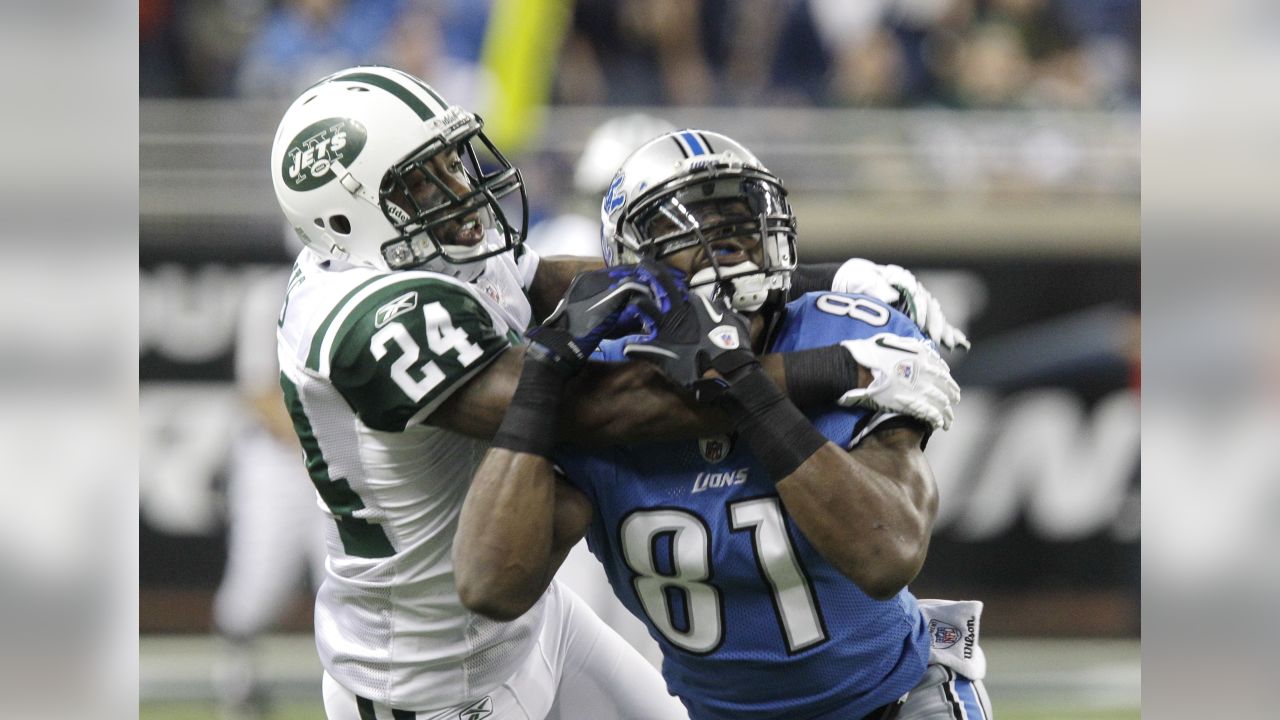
[526,265,659,376]
[622,260,759,402]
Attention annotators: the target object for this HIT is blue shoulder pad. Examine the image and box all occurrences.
[772,292,928,352]
[772,292,929,447]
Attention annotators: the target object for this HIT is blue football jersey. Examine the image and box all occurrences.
[554,292,933,720]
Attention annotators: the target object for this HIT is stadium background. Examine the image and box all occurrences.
[139,1,1139,717]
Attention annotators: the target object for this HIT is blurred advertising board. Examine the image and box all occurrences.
[141,242,1138,636]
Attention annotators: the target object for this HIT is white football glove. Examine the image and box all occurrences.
[838,333,961,431]
[831,259,971,351]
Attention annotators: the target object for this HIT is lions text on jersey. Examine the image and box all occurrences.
[554,292,933,720]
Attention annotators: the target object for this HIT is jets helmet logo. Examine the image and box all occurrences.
[282,117,367,191]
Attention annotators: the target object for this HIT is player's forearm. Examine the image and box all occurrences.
[436,346,866,447]
[560,360,730,445]
[558,349,866,446]
[775,434,937,599]
[527,256,606,322]
[717,366,934,598]
[787,262,846,298]
[455,449,559,621]
[456,354,575,620]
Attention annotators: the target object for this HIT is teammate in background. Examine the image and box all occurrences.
[526,114,677,259]
[270,66,965,719]
[213,266,327,720]
[455,130,991,720]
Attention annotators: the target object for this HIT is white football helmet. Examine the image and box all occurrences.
[573,113,678,195]
[600,130,797,312]
[269,66,526,279]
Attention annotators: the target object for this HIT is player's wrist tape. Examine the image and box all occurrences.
[525,326,588,377]
[709,348,760,381]
[720,367,829,480]
[491,356,567,458]
[787,262,842,298]
[782,345,861,409]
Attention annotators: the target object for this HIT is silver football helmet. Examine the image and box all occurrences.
[269,66,526,280]
[600,130,797,312]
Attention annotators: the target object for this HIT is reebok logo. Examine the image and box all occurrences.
[692,467,748,493]
[458,696,493,720]
[375,291,418,327]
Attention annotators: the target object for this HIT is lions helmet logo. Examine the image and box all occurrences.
[603,172,627,216]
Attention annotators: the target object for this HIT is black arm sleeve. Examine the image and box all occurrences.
[787,262,845,299]
[782,345,860,409]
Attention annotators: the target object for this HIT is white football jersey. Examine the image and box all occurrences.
[276,246,545,709]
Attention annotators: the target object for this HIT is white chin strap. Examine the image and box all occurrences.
[424,230,498,282]
[690,262,769,313]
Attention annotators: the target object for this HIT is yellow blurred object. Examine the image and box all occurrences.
[480,0,573,154]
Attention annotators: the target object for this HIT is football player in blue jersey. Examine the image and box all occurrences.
[456,130,991,720]
[268,66,973,720]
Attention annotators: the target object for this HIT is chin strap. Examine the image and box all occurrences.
[689,263,770,312]
[423,230,500,281]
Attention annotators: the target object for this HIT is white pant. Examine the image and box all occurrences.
[213,429,326,639]
[322,581,688,720]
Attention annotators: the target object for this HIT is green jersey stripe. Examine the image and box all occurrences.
[338,72,437,120]
[307,276,386,371]
[280,373,395,558]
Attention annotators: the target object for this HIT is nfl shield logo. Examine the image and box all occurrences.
[707,325,740,350]
[699,435,732,463]
[895,360,916,384]
[929,619,961,649]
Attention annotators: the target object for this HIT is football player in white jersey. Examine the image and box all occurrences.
[269,66,968,720]
[213,266,327,720]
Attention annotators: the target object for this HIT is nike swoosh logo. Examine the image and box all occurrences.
[696,293,724,322]
[874,335,919,354]
[587,281,652,312]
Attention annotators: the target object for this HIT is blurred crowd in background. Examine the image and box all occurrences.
[140,0,1139,111]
